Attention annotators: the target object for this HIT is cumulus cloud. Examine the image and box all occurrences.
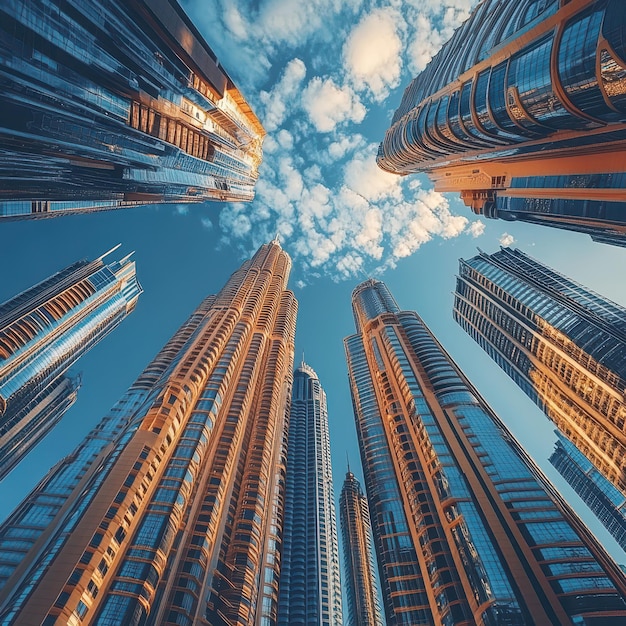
[188,0,482,281]
[344,8,405,101]
[302,77,366,132]
[258,58,307,132]
[343,147,402,202]
[327,134,365,160]
[499,232,515,247]
[467,220,485,238]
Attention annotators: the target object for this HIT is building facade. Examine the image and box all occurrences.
[0,241,297,626]
[0,246,141,480]
[277,362,342,626]
[0,0,265,220]
[454,247,626,497]
[378,0,626,246]
[339,469,383,626]
[550,431,626,553]
[345,278,626,625]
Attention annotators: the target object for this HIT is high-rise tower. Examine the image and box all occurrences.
[277,362,342,626]
[0,0,265,219]
[378,0,626,246]
[454,246,626,549]
[345,278,626,625]
[550,431,626,553]
[0,241,297,626]
[339,469,383,626]
[0,246,141,480]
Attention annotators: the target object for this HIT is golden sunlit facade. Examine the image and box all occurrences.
[378,0,626,246]
[0,241,297,626]
[454,247,626,494]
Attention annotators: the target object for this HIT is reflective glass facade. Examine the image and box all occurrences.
[0,0,265,219]
[0,241,297,626]
[550,432,626,552]
[339,470,383,626]
[378,0,626,246]
[454,247,626,500]
[278,363,342,626]
[0,247,141,480]
[346,278,626,625]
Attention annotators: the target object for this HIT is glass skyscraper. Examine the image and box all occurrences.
[339,469,383,626]
[0,246,141,480]
[377,0,626,246]
[277,362,342,626]
[0,240,297,626]
[0,0,265,219]
[454,247,625,495]
[550,431,626,553]
[345,278,626,625]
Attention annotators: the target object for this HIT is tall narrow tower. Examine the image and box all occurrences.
[550,432,626,553]
[0,241,297,626]
[345,278,626,625]
[0,247,141,479]
[278,362,343,626]
[339,469,383,626]
[454,246,626,544]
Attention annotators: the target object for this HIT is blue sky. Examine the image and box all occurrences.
[1,0,625,569]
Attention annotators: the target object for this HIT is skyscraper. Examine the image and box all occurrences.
[339,469,383,626]
[377,0,626,246]
[0,246,141,480]
[277,362,342,626]
[345,278,626,625]
[0,0,265,220]
[550,431,626,553]
[0,240,297,626]
[454,247,626,495]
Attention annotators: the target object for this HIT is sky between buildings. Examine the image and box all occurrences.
[0,0,625,567]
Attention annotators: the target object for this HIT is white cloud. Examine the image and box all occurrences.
[195,0,481,281]
[500,232,515,247]
[302,77,366,132]
[467,220,485,238]
[408,14,445,73]
[174,205,189,216]
[259,58,307,132]
[343,8,405,101]
[327,134,365,160]
[343,145,402,201]
[200,217,213,230]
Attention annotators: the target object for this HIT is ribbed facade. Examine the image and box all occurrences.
[0,241,297,626]
[0,0,265,219]
[0,247,141,480]
[345,278,626,625]
[378,0,626,246]
[550,431,626,552]
[454,247,626,496]
[339,470,382,626]
[277,363,342,626]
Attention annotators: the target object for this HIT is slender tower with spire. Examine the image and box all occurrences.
[339,468,383,626]
[0,241,297,626]
[278,361,343,626]
[0,246,141,480]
